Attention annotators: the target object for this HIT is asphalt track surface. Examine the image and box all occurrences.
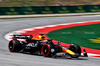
[0,16,100,66]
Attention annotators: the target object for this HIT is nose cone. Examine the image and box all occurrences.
[66,49,75,55]
[62,48,75,55]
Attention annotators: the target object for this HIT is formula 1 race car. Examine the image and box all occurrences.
[8,34,88,58]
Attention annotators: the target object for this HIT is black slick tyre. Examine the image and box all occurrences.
[42,44,55,57]
[69,44,81,58]
[8,39,21,52]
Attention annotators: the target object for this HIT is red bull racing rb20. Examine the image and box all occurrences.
[8,34,88,59]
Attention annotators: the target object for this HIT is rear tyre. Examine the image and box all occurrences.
[8,39,21,52]
[69,44,81,58]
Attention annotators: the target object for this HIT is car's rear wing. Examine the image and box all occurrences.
[13,34,33,39]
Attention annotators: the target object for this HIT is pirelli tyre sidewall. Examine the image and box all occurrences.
[8,39,21,52]
[42,44,55,57]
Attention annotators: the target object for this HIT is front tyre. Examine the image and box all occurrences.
[42,44,55,57]
[69,44,81,58]
[8,39,21,52]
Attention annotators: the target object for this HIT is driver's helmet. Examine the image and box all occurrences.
[38,34,45,41]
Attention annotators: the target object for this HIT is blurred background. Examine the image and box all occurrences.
[0,0,100,7]
[0,0,100,15]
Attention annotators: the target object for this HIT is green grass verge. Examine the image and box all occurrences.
[47,23,100,50]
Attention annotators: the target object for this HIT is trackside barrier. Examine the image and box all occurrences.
[0,5,100,15]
